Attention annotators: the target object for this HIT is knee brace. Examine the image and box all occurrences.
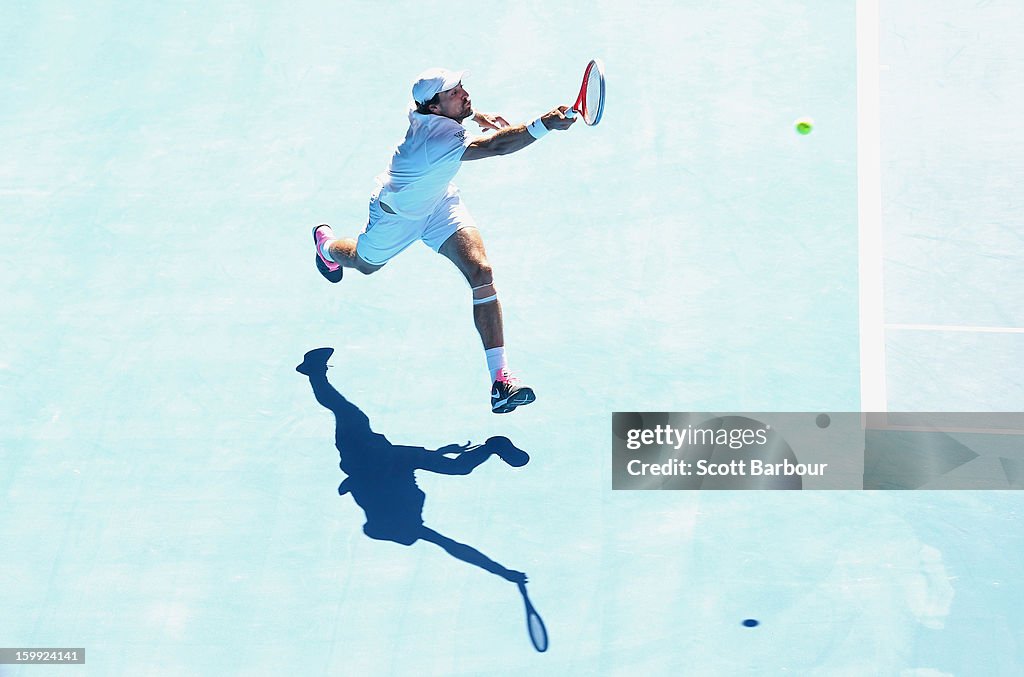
[471,281,498,305]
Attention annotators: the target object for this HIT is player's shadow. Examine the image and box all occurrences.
[297,347,530,584]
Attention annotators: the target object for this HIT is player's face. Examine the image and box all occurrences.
[432,83,472,121]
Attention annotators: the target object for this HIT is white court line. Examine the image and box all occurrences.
[857,0,887,412]
[886,323,1024,334]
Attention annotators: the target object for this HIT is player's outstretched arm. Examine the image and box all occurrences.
[461,106,575,161]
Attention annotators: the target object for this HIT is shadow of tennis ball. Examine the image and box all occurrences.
[816,413,831,429]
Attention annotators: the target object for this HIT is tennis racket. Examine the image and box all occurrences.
[517,582,549,652]
[564,58,606,126]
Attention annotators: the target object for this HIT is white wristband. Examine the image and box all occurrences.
[526,117,549,140]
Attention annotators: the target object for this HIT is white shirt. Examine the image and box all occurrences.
[375,105,474,219]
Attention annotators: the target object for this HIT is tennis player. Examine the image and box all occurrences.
[311,67,575,413]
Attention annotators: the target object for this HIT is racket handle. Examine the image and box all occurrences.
[564,107,577,119]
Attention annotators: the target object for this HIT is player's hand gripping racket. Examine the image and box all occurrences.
[517,582,549,652]
[564,58,606,126]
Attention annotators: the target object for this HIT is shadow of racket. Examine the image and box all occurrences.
[517,581,549,652]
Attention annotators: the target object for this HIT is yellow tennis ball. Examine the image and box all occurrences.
[795,117,814,135]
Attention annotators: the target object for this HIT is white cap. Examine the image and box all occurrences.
[412,67,467,105]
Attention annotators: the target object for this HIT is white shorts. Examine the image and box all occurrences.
[355,185,476,266]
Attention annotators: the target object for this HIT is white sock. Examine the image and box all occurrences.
[319,236,335,260]
[485,347,508,381]
[320,239,337,262]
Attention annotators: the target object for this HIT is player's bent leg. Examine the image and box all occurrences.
[439,228,536,414]
[328,235,385,274]
[312,224,384,282]
[439,228,503,348]
[438,227,489,283]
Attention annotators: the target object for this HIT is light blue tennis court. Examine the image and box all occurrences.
[3,1,1022,675]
